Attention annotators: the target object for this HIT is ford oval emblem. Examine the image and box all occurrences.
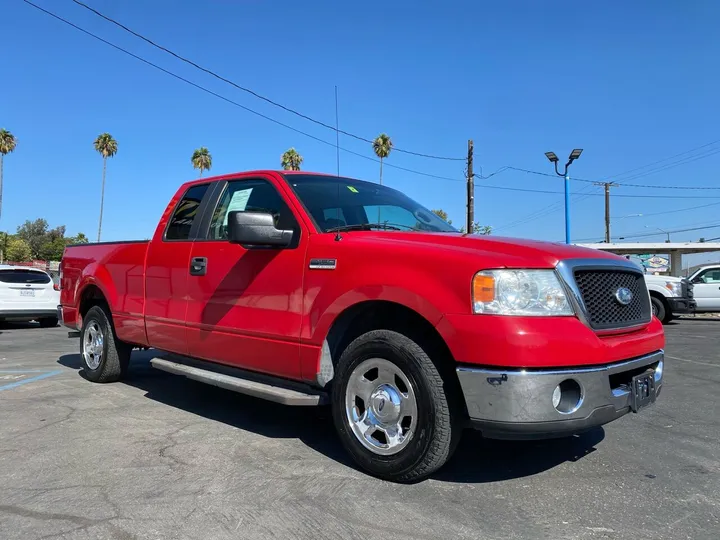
[615,287,633,305]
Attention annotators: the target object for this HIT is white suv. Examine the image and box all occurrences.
[0,265,60,327]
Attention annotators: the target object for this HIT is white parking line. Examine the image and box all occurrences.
[667,355,720,368]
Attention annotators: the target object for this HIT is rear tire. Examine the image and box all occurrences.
[331,329,462,483]
[650,295,670,324]
[39,317,58,328]
[80,305,131,383]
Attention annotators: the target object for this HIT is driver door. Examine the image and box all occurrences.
[184,175,306,380]
[691,268,720,311]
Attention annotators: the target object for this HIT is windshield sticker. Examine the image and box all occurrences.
[347,186,359,193]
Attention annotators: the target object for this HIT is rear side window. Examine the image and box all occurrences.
[0,269,51,284]
[165,184,210,240]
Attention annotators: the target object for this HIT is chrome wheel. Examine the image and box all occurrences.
[345,358,418,456]
[83,321,104,370]
[651,302,658,316]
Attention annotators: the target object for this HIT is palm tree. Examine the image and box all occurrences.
[191,147,212,177]
[0,129,18,220]
[281,148,303,171]
[372,133,393,185]
[93,133,118,242]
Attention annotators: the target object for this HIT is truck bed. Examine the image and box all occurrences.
[60,241,150,345]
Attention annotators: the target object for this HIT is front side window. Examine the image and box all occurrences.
[165,184,210,240]
[696,269,720,284]
[283,174,456,233]
[208,179,298,240]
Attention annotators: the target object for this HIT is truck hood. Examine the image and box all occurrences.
[346,231,625,268]
[644,274,683,283]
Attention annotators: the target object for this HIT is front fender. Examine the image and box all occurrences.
[306,284,446,347]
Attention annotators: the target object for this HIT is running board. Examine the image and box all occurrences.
[150,357,327,406]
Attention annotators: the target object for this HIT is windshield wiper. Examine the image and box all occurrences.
[326,223,404,232]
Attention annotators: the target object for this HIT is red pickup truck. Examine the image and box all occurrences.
[60,170,664,482]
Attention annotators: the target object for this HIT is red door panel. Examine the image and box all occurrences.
[184,176,305,380]
[186,241,305,379]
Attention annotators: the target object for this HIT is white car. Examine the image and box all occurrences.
[0,265,60,327]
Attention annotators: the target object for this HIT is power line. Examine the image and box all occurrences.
[628,201,720,219]
[617,147,720,183]
[606,140,720,179]
[574,219,720,242]
[21,0,466,184]
[473,183,720,199]
[501,166,720,190]
[617,223,720,240]
[20,0,720,207]
[493,184,600,233]
[68,0,464,162]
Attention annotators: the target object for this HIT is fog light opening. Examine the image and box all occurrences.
[654,360,663,383]
[553,379,583,414]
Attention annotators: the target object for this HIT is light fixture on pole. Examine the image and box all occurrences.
[646,226,671,243]
[544,148,583,244]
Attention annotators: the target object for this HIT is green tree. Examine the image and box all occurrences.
[191,147,212,177]
[460,222,492,235]
[0,128,18,220]
[281,148,303,171]
[71,232,89,244]
[94,133,118,243]
[6,236,32,262]
[0,232,9,262]
[431,209,451,225]
[17,218,49,259]
[40,236,68,261]
[372,133,393,186]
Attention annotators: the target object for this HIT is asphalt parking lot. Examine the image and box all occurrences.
[0,320,718,540]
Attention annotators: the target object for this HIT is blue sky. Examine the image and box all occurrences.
[2,0,720,265]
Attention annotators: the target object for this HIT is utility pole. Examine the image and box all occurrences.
[466,139,474,233]
[594,181,617,243]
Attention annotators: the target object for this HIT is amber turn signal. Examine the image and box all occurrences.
[472,273,495,305]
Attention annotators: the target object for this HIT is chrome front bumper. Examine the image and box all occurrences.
[457,351,663,439]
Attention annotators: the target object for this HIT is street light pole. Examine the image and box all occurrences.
[545,149,583,244]
[646,226,671,243]
[564,173,571,244]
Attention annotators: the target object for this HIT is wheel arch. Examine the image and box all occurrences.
[317,300,459,391]
[78,283,110,320]
[649,290,670,320]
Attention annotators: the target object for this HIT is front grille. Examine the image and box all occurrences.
[684,279,694,299]
[573,269,651,330]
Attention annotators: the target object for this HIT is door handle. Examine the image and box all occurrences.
[190,257,207,276]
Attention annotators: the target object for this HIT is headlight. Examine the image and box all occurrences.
[472,269,574,316]
[665,281,682,296]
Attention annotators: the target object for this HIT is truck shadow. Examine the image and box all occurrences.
[58,351,605,484]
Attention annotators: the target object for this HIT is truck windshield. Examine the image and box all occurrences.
[283,174,457,233]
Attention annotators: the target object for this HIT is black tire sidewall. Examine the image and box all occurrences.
[331,333,442,480]
[651,296,667,322]
[80,306,112,381]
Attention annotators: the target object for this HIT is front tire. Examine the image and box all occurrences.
[80,305,131,383]
[331,330,461,483]
[650,295,670,324]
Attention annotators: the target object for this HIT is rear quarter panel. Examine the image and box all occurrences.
[61,241,149,345]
